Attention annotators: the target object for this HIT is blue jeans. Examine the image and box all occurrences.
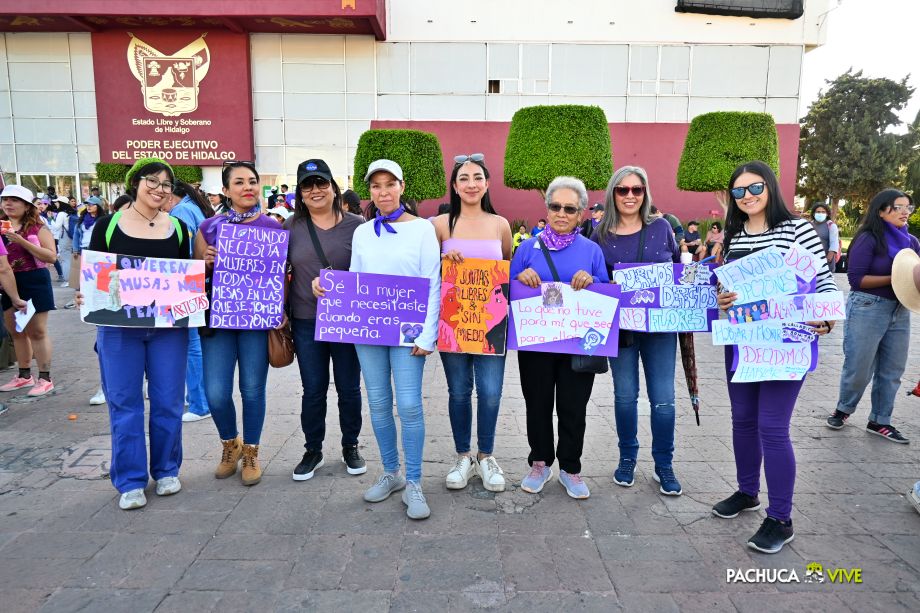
[201,329,269,444]
[836,291,911,425]
[354,344,426,482]
[97,326,188,493]
[440,352,506,455]
[186,328,209,416]
[610,332,677,467]
[292,318,362,450]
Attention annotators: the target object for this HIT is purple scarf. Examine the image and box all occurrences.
[82,213,97,230]
[374,204,404,236]
[539,224,579,251]
[227,204,260,224]
[884,221,912,260]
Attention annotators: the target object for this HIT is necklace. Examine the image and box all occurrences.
[133,205,158,227]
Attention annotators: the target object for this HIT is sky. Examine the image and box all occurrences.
[799,0,919,128]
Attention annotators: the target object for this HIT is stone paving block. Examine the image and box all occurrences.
[500,535,558,592]
[397,557,490,592]
[199,533,306,561]
[788,533,900,562]
[492,591,619,613]
[311,505,406,535]
[38,588,167,613]
[274,589,391,612]
[595,534,701,562]
[286,535,352,590]
[616,592,679,613]
[730,592,852,612]
[389,590,451,613]
[606,560,725,593]
[838,591,920,613]
[155,590,278,613]
[340,534,402,591]
[671,591,738,613]
[2,558,82,589]
[0,588,54,613]
[545,535,613,591]
[0,531,112,559]
[400,533,499,561]
[177,559,293,591]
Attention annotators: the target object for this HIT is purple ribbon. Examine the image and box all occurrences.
[374,205,404,236]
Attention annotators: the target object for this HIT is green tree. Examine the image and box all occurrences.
[352,129,446,203]
[904,108,920,202]
[798,69,918,219]
[676,111,779,210]
[504,105,612,195]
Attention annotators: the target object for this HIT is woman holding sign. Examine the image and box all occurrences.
[338,159,441,520]
[714,160,836,553]
[592,166,683,497]
[195,161,283,487]
[432,154,513,493]
[511,176,608,499]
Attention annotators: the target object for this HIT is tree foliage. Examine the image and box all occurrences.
[173,165,203,184]
[352,129,446,202]
[798,70,918,217]
[676,112,779,193]
[504,105,612,192]
[905,108,920,204]
[95,163,130,184]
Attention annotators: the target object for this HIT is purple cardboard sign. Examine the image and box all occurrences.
[612,262,719,332]
[507,281,621,356]
[211,224,289,330]
[315,270,431,347]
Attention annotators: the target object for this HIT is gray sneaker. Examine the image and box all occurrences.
[402,481,431,520]
[363,472,406,502]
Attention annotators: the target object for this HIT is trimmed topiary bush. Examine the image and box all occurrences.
[353,129,446,202]
[504,105,612,192]
[909,209,920,239]
[95,162,130,184]
[676,112,780,193]
[173,165,203,184]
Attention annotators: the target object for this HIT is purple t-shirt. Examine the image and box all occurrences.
[847,231,920,300]
[198,213,282,247]
[590,217,680,275]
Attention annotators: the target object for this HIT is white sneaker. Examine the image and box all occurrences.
[89,388,106,405]
[182,411,211,423]
[156,476,181,496]
[478,455,506,492]
[59,281,70,288]
[445,455,477,490]
[119,488,147,510]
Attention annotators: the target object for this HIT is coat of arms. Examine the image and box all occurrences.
[126,33,211,117]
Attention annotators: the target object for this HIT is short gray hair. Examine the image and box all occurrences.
[545,176,588,211]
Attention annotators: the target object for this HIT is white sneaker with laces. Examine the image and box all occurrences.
[119,488,147,510]
[89,388,106,405]
[181,411,211,422]
[445,455,477,489]
[156,476,181,496]
[478,456,506,492]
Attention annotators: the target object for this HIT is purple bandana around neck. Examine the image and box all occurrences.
[374,204,405,236]
[884,221,913,260]
[539,224,579,251]
[227,204,260,224]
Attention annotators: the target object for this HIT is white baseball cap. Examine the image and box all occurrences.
[267,207,291,220]
[0,185,35,204]
[363,159,404,183]
[205,184,223,195]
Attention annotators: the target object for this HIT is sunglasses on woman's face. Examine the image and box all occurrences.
[548,203,579,215]
[614,185,645,197]
[730,182,766,200]
[891,204,916,214]
[300,177,331,191]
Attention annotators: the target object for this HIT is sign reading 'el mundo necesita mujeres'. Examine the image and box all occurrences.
[92,30,254,164]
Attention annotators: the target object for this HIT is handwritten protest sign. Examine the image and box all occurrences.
[439,258,510,355]
[730,342,816,382]
[80,250,207,327]
[211,224,289,330]
[315,270,430,347]
[508,281,621,356]
[612,262,719,332]
[712,320,818,346]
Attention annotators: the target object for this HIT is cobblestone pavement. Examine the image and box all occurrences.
[1,275,919,612]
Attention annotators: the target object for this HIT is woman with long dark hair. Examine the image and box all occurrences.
[826,189,919,442]
[713,160,836,553]
[432,153,512,492]
[288,159,365,481]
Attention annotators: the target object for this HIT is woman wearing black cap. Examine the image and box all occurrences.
[580,203,605,237]
[285,159,366,482]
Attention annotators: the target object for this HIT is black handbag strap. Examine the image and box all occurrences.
[537,238,561,282]
[634,225,648,263]
[304,214,331,269]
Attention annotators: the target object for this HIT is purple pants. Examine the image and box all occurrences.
[725,348,803,522]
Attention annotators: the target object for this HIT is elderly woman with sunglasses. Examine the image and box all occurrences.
[511,176,608,499]
[591,166,682,497]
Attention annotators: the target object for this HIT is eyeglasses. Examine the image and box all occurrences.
[548,203,580,215]
[614,185,645,197]
[222,160,255,169]
[141,175,174,193]
[730,182,766,200]
[454,153,485,164]
[300,177,331,191]
[891,204,916,214]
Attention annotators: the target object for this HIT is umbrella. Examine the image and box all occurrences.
[678,332,700,425]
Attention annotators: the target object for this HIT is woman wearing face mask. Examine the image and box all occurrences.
[826,190,919,443]
[809,203,840,268]
[432,153,512,493]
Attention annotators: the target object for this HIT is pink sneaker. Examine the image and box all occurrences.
[0,376,34,392]
[27,379,54,397]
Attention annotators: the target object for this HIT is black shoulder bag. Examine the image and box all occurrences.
[537,238,608,375]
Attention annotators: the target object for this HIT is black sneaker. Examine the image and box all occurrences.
[343,445,367,475]
[866,422,909,444]
[292,449,324,481]
[747,517,794,554]
[712,491,762,518]
[826,410,850,430]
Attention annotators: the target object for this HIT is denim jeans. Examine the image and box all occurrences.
[354,344,426,482]
[836,291,911,425]
[185,328,209,416]
[440,352,506,455]
[97,326,188,493]
[292,318,362,450]
[610,332,677,467]
[201,329,269,444]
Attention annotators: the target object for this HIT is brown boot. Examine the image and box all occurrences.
[215,436,242,479]
[241,444,262,486]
